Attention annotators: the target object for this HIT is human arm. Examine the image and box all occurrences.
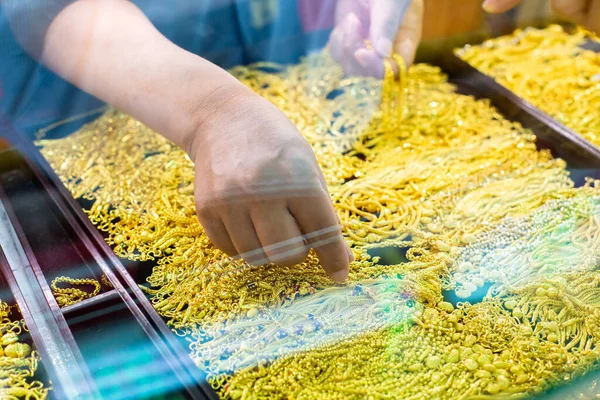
[4,0,353,280]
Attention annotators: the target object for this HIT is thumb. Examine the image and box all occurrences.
[482,0,522,13]
[370,0,412,57]
[393,0,423,65]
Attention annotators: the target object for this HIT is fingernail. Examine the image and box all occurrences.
[375,38,393,57]
[330,268,349,283]
[482,0,495,12]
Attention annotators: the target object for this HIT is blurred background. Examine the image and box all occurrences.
[0,0,557,139]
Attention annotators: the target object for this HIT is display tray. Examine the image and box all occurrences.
[0,270,52,399]
[442,38,600,167]
[2,52,600,399]
[0,131,217,400]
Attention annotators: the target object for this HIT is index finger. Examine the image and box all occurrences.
[482,0,522,13]
[288,189,351,283]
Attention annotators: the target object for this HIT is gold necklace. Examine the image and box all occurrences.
[458,25,600,146]
[0,300,49,399]
[51,276,101,308]
[36,48,600,399]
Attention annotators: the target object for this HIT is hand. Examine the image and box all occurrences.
[28,0,353,281]
[187,83,353,282]
[328,0,424,78]
[483,0,600,33]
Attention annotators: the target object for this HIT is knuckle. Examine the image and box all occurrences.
[194,199,212,220]
[247,159,321,201]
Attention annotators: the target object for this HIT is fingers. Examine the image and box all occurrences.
[222,212,268,265]
[369,0,413,57]
[353,0,419,77]
[354,48,385,78]
[289,189,351,283]
[199,215,237,256]
[331,0,419,77]
[329,12,369,75]
[199,199,349,279]
[393,0,423,65]
[251,204,309,266]
[482,0,522,13]
[483,0,599,34]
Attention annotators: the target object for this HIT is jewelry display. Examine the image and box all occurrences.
[458,25,600,145]
[0,300,49,399]
[50,276,102,307]
[37,44,600,398]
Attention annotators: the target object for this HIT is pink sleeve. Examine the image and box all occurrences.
[297,0,336,32]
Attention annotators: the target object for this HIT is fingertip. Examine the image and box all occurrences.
[482,0,521,13]
[482,0,495,12]
[396,39,417,66]
[329,267,349,283]
[314,240,351,282]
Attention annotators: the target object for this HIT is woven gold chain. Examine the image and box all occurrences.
[51,276,101,308]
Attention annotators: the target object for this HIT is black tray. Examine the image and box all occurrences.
[441,39,600,168]
[0,121,218,400]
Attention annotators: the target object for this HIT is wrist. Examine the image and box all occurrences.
[183,79,258,163]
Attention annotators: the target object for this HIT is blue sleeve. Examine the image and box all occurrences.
[0,1,102,139]
[2,0,74,58]
[234,0,330,64]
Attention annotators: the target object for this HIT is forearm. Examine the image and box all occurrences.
[38,0,241,151]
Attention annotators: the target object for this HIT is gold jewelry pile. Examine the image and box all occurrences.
[0,300,49,399]
[458,25,600,146]
[38,48,600,398]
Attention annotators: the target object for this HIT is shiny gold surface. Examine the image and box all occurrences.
[39,51,600,399]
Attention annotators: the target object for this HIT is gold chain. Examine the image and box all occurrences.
[50,277,101,308]
[0,301,49,399]
[458,25,600,145]
[37,47,600,399]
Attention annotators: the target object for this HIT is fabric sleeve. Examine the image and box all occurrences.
[2,0,75,59]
